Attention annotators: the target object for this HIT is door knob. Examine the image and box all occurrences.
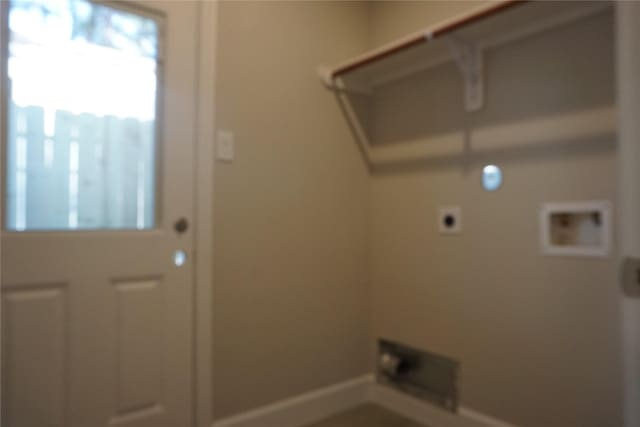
[174,217,189,234]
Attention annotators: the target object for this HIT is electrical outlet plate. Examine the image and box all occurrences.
[438,206,462,234]
[622,257,640,298]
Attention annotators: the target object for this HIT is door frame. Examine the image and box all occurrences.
[194,2,217,427]
[0,0,5,417]
[616,3,640,427]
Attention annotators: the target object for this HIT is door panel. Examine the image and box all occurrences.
[113,278,163,415]
[1,1,198,426]
[2,284,68,427]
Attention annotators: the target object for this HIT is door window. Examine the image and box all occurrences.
[5,0,160,231]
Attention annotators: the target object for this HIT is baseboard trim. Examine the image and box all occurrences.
[458,407,520,427]
[371,383,519,427]
[212,375,373,427]
[212,375,519,427]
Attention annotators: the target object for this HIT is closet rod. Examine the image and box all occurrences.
[330,0,524,80]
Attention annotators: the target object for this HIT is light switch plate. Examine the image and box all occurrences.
[216,130,234,162]
[438,206,462,234]
[622,257,640,298]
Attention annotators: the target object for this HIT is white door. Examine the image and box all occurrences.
[0,1,199,426]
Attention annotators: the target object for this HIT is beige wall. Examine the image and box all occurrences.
[369,1,492,47]
[213,1,371,420]
[368,3,621,427]
[213,2,623,426]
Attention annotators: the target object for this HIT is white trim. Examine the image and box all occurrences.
[458,407,520,427]
[210,375,521,427]
[211,376,373,427]
[539,200,612,258]
[194,2,217,427]
[0,0,6,415]
[371,383,519,427]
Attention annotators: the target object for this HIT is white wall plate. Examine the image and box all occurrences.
[539,201,612,257]
[438,206,462,235]
[216,130,235,162]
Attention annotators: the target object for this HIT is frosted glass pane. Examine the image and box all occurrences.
[5,0,159,231]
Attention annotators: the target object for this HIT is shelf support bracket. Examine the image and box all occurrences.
[446,36,484,112]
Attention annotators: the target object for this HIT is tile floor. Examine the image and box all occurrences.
[304,404,426,427]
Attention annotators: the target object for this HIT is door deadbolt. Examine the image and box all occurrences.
[174,218,189,234]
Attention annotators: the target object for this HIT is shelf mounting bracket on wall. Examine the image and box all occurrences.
[446,36,484,112]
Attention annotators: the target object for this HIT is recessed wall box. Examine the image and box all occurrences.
[540,201,611,257]
[378,339,459,412]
